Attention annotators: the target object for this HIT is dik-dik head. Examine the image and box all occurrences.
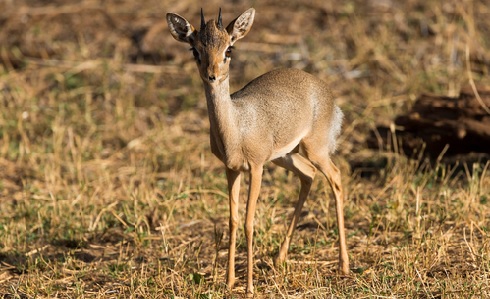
[167,8,255,84]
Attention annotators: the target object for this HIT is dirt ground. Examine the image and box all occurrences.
[1,0,489,298]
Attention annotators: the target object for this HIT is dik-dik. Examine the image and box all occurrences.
[167,8,349,297]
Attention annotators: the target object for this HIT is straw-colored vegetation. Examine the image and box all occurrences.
[1,0,489,298]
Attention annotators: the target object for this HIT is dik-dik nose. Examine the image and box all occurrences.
[207,63,218,82]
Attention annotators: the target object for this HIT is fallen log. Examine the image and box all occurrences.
[369,85,490,158]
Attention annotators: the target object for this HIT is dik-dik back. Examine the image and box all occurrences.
[231,68,341,160]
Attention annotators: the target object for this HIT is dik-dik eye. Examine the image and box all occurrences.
[225,46,234,59]
[189,47,201,63]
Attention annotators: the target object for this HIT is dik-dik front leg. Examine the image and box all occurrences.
[225,168,241,290]
[244,164,263,297]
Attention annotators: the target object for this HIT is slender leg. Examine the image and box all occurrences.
[272,153,316,265]
[244,164,263,297]
[226,168,241,290]
[314,158,349,274]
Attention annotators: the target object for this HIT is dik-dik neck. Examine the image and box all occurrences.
[203,78,241,156]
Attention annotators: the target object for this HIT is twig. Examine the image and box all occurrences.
[465,44,490,115]
[16,4,103,16]
[25,57,184,74]
[287,260,337,265]
[25,245,49,256]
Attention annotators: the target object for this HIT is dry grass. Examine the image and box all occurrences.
[1,0,489,298]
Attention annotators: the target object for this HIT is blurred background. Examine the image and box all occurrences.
[2,0,489,159]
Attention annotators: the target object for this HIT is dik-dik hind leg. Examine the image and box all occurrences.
[309,155,349,274]
[272,153,316,265]
[225,168,241,289]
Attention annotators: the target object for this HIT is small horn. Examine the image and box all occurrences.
[217,8,223,29]
[200,8,206,29]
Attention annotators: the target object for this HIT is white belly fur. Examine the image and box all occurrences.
[269,130,308,160]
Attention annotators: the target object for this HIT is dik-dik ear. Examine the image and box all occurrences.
[166,13,196,43]
[226,8,255,44]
